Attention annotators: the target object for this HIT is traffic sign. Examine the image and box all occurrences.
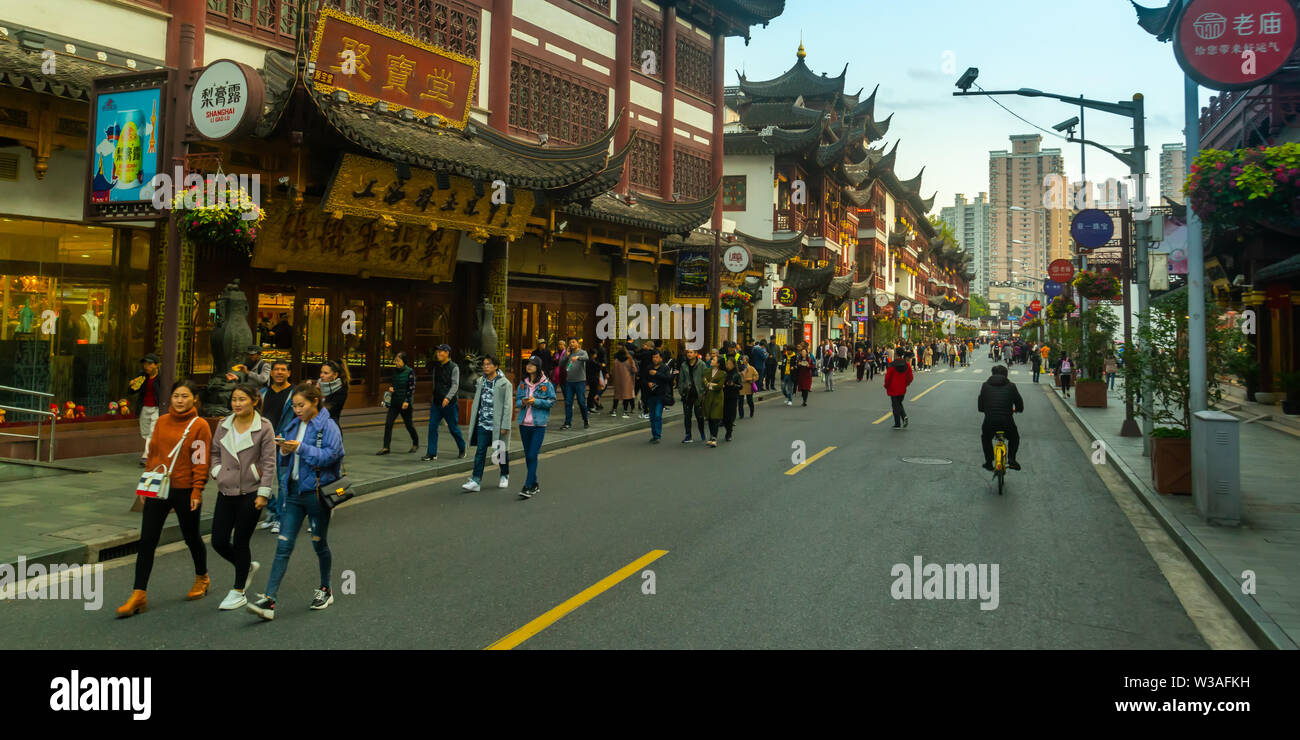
[1174,0,1299,91]
[1071,209,1114,248]
[1048,259,1076,284]
[1029,299,1042,312]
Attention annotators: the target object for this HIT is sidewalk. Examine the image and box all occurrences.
[1047,379,1300,649]
[1,387,785,570]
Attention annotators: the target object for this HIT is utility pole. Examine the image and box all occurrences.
[160,23,195,395]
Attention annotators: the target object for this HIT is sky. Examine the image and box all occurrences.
[724,0,1215,214]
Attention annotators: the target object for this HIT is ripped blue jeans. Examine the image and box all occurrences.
[262,479,331,601]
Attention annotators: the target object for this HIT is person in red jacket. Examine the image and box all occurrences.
[883,350,914,429]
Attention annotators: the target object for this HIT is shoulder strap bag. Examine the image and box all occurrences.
[312,427,354,510]
[135,416,201,498]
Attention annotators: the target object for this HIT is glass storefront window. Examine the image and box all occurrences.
[302,297,330,364]
[343,297,366,372]
[380,300,404,368]
[0,217,147,421]
[257,291,294,364]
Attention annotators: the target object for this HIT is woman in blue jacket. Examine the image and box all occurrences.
[248,383,344,621]
[514,357,556,499]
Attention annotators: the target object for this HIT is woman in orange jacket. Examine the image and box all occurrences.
[116,379,213,618]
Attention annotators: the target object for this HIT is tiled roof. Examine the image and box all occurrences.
[0,34,140,102]
[725,120,825,155]
[737,56,847,101]
[559,186,719,234]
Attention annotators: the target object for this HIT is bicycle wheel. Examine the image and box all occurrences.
[996,468,1004,496]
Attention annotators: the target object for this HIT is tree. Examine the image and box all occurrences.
[1010,305,1023,318]
[969,294,990,318]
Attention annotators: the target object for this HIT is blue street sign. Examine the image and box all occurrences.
[1044,280,1065,300]
[1071,209,1114,248]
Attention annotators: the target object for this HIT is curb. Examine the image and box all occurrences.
[1049,385,1298,650]
[4,388,786,571]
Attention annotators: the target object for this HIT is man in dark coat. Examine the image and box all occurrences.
[977,364,1024,470]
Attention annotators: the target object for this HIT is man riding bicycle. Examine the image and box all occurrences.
[978,364,1024,471]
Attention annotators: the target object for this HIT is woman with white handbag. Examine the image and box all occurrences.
[116,379,213,618]
[208,383,277,611]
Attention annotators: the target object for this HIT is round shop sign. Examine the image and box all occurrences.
[1030,299,1043,312]
[1070,209,1114,249]
[911,304,923,316]
[722,244,751,273]
[1175,0,1299,91]
[924,306,935,319]
[191,59,266,141]
[776,286,798,305]
[874,292,890,307]
[899,299,912,313]
[1048,259,1076,284]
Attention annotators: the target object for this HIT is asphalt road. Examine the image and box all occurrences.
[0,353,1207,649]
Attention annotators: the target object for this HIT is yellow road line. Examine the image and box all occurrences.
[871,412,892,425]
[485,549,669,650]
[785,445,836,475]
[910,380,946,402]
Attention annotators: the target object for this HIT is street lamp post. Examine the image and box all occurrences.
[957,74,1151,449]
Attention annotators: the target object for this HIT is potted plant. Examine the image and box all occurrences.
[1224,341,1260,402]
[1127,289,1234,494]
[1072,269,1122,301]
[1073,305,1118,408]
[1187,142,1300,235]
[1045,295,1076,321]
[1281,371,1300,415]
[719,290,753,311]
[173,183,266,256]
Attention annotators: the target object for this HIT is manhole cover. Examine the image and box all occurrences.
[900,457,953,465]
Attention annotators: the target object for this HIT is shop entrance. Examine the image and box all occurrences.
[506,283,598,380]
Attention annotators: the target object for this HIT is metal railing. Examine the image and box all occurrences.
[0,385,56,463]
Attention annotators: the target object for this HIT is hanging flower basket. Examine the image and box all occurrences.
[1072,269,1121,301]
[1045,295,1076,320]
[1187,142,1300,233]
[172,184,266,257]
[719,290,753,311]
[1020,317,1043,331]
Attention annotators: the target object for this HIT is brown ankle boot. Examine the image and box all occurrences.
[115,590,147,618]
[187,573,210,600]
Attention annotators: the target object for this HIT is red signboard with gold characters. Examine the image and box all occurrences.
[309,7,479,129]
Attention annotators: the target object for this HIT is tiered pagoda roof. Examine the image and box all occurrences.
[726,44,937,227]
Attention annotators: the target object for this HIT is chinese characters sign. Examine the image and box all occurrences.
[190,60,265,141]
[321,154,534,240]
[254,194,461,282]
[722,244,751,273]
[1175,0,1299,90]
[309,7,479,128]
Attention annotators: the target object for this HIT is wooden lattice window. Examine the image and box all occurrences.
[676,35,713,98]
[673,149,711,201]
[632,13,662,77]
[308,0,480,58]
[722,175,746,211]
[207,0,297,47]
[629,135,660,192]
[572,0,611,13]
[509,55,609,146]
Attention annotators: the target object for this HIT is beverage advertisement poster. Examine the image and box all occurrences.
[85,71,169,221]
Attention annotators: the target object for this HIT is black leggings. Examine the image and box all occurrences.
[134,486,206,591]
[739,395,754,417]
[1060,374,1073,393]
[707,419,721,439]
[383,401,418,448]
[723,390,738,434]
[621,398,634,412]
[890,394,907,426]
[800,389,809,404]
[211,492,260,590]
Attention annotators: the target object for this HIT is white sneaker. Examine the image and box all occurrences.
[785,400,792,406]
[462,480,481,492]
[499,476,509,489]
[218,589,247,611]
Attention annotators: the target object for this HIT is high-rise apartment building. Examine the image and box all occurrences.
[940,192,991,299]
[988,135,1070,311]
[1160,143,1187,205]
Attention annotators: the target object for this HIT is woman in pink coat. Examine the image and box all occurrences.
[610,349,639,418]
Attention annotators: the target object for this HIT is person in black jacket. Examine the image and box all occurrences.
[977,364,1024,471]
[318,359,349,425]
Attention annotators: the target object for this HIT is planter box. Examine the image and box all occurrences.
[1150,436,1192,495]
[1255,392,1277,405]
[1074,380,1108,408]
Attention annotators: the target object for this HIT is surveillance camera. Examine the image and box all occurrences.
[955,67,979,92]
[1052,116,1080,132]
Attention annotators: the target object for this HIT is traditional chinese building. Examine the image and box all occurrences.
[0,0,788,458]
[721,43,968,347]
